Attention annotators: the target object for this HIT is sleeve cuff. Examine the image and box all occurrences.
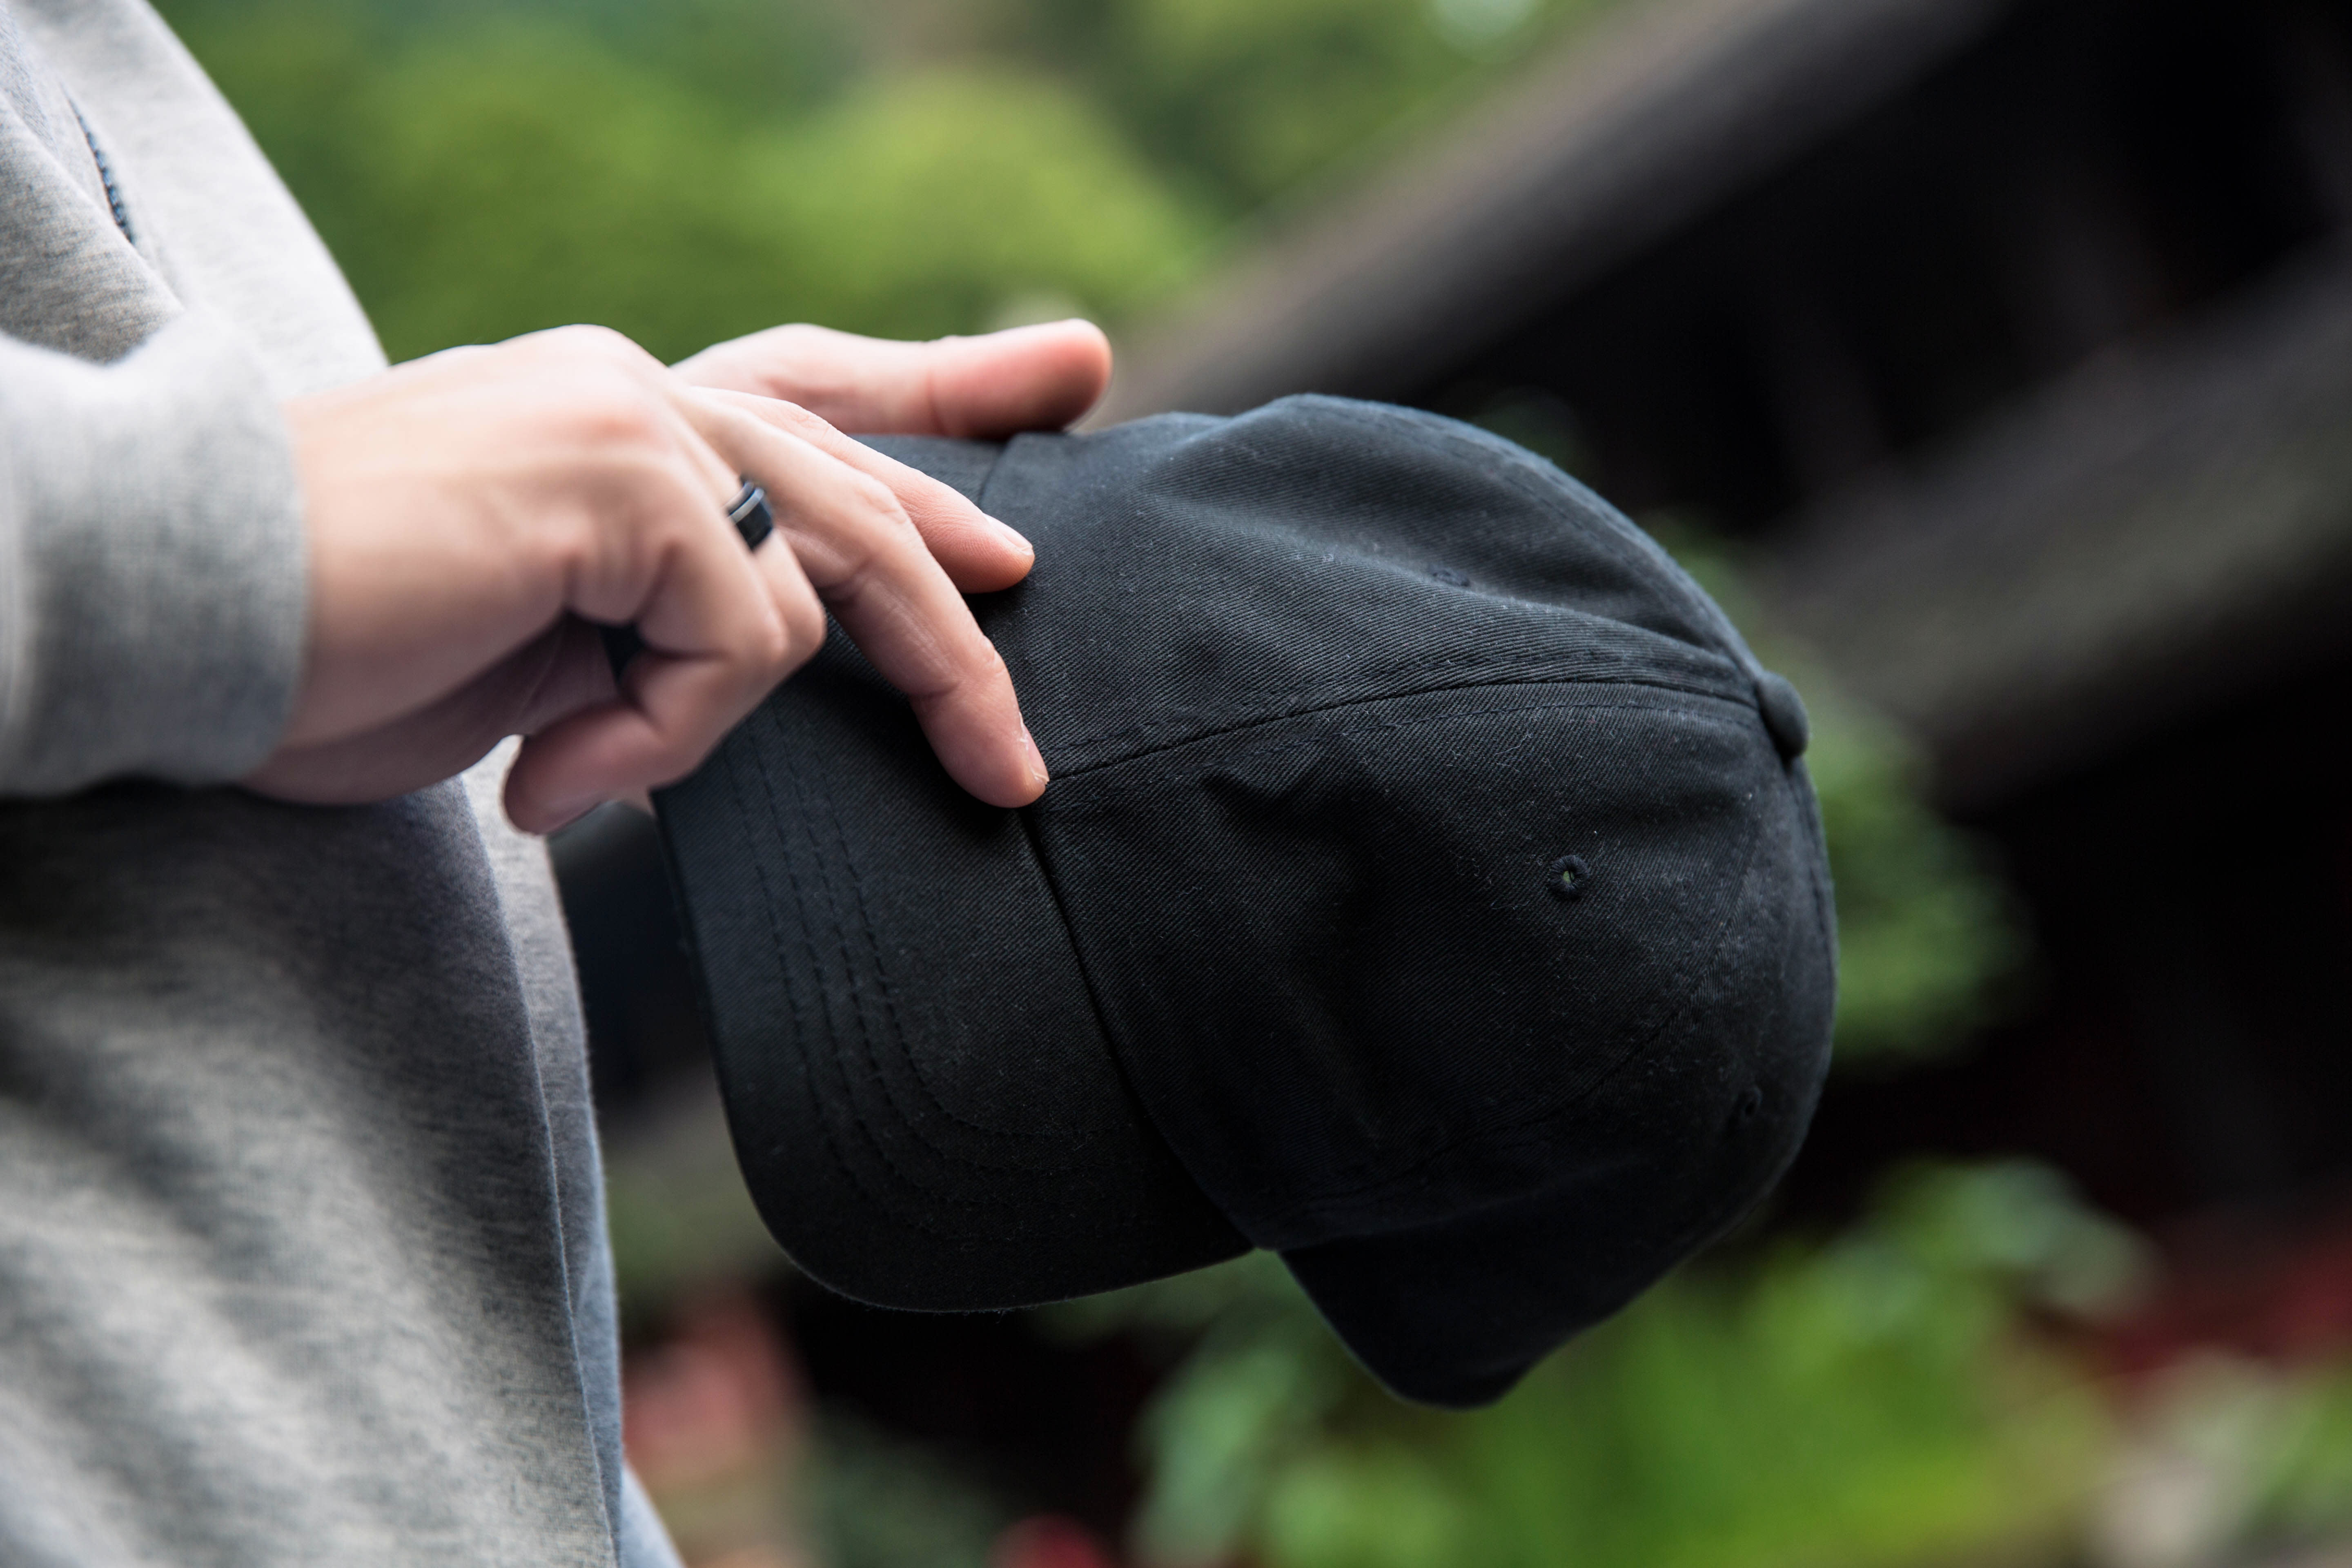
[0,311,307,793]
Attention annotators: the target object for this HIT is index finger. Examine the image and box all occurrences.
[701,388,1035,594]
[675,319,1111,438]
[682,393,1049,810]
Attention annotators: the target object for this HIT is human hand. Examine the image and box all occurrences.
[673,318,1112,436]
[243,324,1050,832]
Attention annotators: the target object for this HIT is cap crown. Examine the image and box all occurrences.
[664,396,1835,1408]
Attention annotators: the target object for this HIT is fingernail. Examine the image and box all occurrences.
[1022,726,1050,791]
[988,516,1033,555]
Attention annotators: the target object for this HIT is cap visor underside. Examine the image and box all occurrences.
[655,629,1247,1312]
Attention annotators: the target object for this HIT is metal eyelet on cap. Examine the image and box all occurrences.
[1546,855,1590,901]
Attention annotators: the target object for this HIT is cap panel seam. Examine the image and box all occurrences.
[1048,681,1762,783]
[1045,649,1752,767]
[729,702,1178,1252]
[773,711,1090,1200]
[1791,760,1838,995]
[1010,803,1204,1200]
[970,430,1020,517]
[1217,691,1751,769]
[1637,765,1831,1268]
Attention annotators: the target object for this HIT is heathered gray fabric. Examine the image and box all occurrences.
[0,318,309,790]
[0,2,682,1564]
[0,1,108,222]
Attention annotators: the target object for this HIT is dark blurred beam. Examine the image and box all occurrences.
[1762,246,2352,811]
[1097,0,2011,423]
[2275,0,2352,231]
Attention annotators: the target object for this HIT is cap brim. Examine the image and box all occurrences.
[1284,952,1822,1409]
[653,619,1246,1312]
[1282,1183,1670,1409]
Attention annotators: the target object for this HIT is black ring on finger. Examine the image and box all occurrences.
[600,481,776,680]
[727,480,775,550]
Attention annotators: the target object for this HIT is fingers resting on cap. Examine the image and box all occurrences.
[701,388,1033,592]
[675,319,1112,441]
[683,392,1049,810]
[503,424,819,833]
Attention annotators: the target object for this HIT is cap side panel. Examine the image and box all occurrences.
[1250,731,1823,1245]
[1281,721,1836,1408]
[1029,682,1786,1251]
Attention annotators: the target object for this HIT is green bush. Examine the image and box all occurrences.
[159,4,1201,363]
[736,67,1206,343]
[1053,1162,2136,1568]
[156,0,1624,361]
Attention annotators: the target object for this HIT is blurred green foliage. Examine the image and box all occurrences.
[1048,1162,2143,1568]
[1802,704,2025,1067]
[1008,0,1619,209]
[2247,1364,2352,1548]
[153,0,1616,362]
[155,0,1203,360]
[806,1413,1017,1568]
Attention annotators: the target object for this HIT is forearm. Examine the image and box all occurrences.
[0,312,306,795]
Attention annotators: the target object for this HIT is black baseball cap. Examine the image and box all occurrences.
[650,395,1835,1408]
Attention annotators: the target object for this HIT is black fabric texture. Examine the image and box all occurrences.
[654,395,1836,1407]
[655,621,1249,1310]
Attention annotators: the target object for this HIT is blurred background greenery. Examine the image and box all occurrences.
[149,2,2352,1565]
[154,0,1625,362]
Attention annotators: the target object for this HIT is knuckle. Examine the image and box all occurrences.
[784,597,828,666]
[811,547,880,606]
[767,323,822,354]
[571,385,669,454]
[747,606,797,675]
[770,399,822,434]
[551,322,640,361]
[848,475,913,532]
[644,737,710,789]
[945,638,1008,705]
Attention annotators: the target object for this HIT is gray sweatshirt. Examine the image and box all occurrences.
[0,2,681,1562]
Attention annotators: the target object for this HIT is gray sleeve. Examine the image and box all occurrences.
[0,309,308,794]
